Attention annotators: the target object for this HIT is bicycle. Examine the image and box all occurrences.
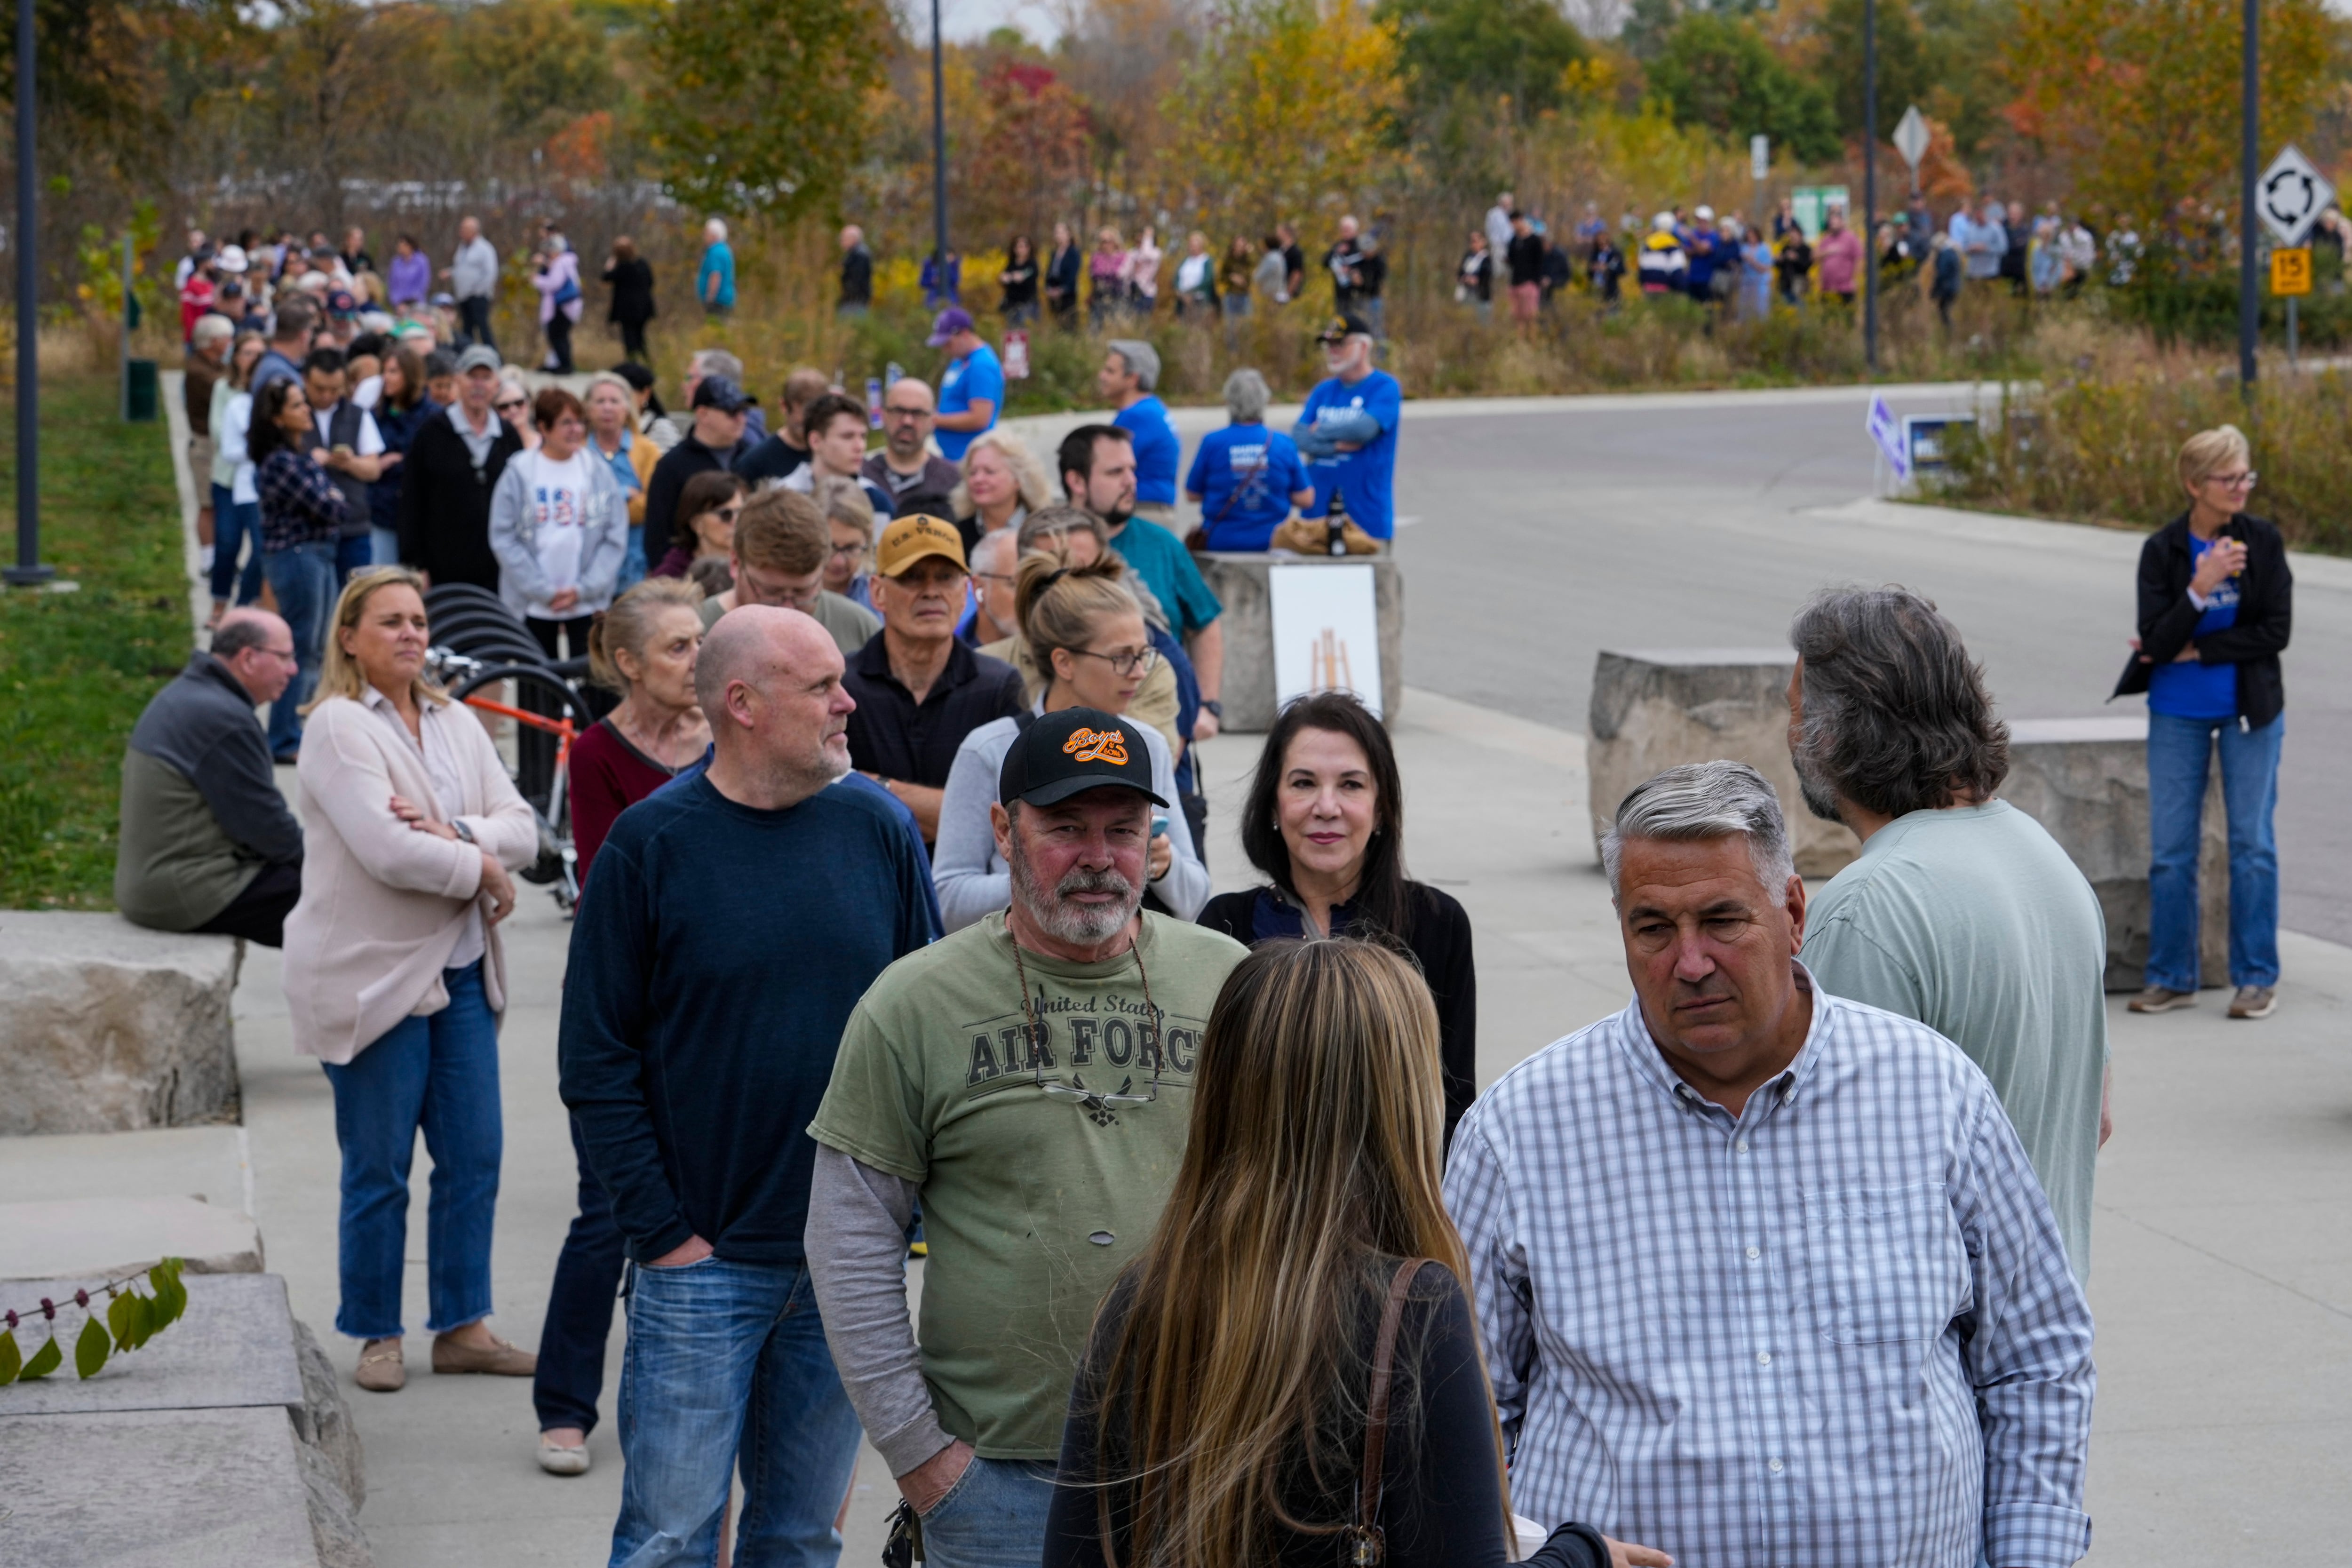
[429,647,584,916]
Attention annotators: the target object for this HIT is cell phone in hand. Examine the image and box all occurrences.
[1152,816,1168,838]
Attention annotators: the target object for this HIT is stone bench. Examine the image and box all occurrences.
[2001,716,2230,991]
[0,1273,368,1567]
[1586,649,1860,877]
[0,1195,264,1281]
[1194,553,1405,732]
[0,912,242,1134]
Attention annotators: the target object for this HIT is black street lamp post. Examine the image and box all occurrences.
[1862,0,1879,375]
[2238,0,2259,393]
[5,0,50,587]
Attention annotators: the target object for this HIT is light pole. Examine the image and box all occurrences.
[5,0,49,587]
[1862,0,1879,375]
[930,0,948,304]
[2238,0,2259,393]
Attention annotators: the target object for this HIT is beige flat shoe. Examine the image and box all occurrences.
[432,1330,537,1377]
[355,1338,405,1393]
[536,1438,592,1476]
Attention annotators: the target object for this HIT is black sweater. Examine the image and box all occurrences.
[1044,1263,1607,1568]
[1199,882,1477,1138]
[397,410,522,591]
[2110,510,2291,729]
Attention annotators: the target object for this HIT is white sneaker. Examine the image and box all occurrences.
[536,1439,591,1477]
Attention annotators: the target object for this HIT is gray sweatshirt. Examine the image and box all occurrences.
[450,236,499,302]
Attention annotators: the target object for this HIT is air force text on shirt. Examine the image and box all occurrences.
[960,990,1202,1090]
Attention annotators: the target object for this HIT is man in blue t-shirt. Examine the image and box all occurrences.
[1295,313,1403,539]
[929,309,1001,462]
[1102,339,1182,526]
[696,218,736,314]
[1184,368,1313,552]
[561,606,935,1560]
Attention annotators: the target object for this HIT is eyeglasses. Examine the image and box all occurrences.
[882,406,930,422]
[712,505,742,523]
[974,571,1018,589]
[494,398,527,413]
[2206,470,2258,490]
[1071,645,1159,677]
[1014,936,1161,1125]
[830,540,870,559]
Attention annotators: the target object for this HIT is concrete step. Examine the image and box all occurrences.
[0,1195,262,1281]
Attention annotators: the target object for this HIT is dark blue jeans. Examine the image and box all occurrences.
[2147,710,2283,990]
[262,540,336,758]
[208,483,263,605]
[318,961,503,1340]
[534,1115,626,1434]
[610,1257,860,1568]
[335,532,375,584]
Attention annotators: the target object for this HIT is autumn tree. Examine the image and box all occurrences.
[1161,0,1403,227]
[2003,0,2334,236]
[647,0,896,220]
[961,58,1094,239]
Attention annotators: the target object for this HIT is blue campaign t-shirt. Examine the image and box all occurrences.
[1185,423,1309,551]
[696,242,736,310]
[936,344,1004,462]
[1300,369,1402,539]
[1115,395,1183,505]
[2147,533,2242,720]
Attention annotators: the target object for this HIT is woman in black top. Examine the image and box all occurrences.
[1199,691,1477,1138]
[1044,940,1656,1568]
[602,237,656,363]
[999,234,1040,324]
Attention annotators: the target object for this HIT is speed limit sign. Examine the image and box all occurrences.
[2272,247,2313,297]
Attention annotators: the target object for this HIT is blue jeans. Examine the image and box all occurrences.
[618,526,648,595]
[263,541,336,757]
[318,962,502,1340]
[611,1258,861,1568]
[209,484,264,605]
[535,1115,626,1434]
[918,1457,1058,1568]
[371,525,402,572]
[2147,710,2283,990]
[336,533,375,584]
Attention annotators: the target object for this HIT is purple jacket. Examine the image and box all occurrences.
[387,250,432,307]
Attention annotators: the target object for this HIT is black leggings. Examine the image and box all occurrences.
[618,319,648,362]
[545,312,574,374]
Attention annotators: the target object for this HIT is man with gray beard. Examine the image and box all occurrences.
[806,706,1246,1567]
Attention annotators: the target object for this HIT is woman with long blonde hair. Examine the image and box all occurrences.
[1044,939,1661,1568]
[283,567,541,1396]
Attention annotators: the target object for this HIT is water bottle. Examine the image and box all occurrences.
[1325,486,1349,557]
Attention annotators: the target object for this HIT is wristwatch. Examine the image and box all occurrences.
[452,820,477,844]
[1200,699,1224,719]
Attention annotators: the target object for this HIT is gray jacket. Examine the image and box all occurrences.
[487,449,629,621]
[450,236,499,302]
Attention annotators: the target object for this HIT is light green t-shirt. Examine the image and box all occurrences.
[1800,800,2109,1278]
[698,588,877,658]
[809,910,1247,1459]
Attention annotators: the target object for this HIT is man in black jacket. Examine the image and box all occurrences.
[397,344,522,590]
[2111,428,2291,1019]
[643,376,755,569]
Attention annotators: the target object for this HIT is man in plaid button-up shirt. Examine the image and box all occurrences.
[1446,761,2094,1568]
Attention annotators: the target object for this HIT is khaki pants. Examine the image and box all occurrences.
[1132,500,1179,528]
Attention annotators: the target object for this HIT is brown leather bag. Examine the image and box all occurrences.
[1341,1258,1436,1567]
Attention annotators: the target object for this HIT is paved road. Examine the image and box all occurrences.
[1379,388,2352,946]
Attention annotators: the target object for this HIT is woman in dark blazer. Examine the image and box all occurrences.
[602,237,656,363]
[1199,691,1477,1138]
[2111,422,2291,1019]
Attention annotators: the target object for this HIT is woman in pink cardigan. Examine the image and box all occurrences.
[283,566,540,1394]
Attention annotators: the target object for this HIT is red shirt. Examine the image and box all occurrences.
[568,717,680,884]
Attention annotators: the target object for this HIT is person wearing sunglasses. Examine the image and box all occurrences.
[650,470,747,581]
[933,551,1208,932]
[806,702,1247,1568]
[2113,422,2293,1020]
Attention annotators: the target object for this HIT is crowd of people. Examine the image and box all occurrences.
[117,205,2299,1568]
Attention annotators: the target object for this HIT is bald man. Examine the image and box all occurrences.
[862,375,962,520]
[559,606,938,1560]
[117,609,306,944]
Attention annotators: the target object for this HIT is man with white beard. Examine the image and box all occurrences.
[806,706,1247,1567]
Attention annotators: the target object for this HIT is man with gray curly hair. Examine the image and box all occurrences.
[1787,584,2109,1278]
[1447,756,2095,1568]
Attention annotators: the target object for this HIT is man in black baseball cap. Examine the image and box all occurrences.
[643,373,757,568]
[805,700,1246,1565]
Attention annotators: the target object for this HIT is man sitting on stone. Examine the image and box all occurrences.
[115,609,306,945]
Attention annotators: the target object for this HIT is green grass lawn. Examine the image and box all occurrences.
[0,375,191,908]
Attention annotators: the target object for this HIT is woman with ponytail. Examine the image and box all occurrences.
[1043,940,1664,1568]
[930,550,1209,931]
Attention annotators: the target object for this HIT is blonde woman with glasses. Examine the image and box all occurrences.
[282,567,540,1395]
[932,552,1207,931]
[1042,939,1661,1568]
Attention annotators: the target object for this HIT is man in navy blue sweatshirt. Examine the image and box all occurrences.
[560,605,935,1566]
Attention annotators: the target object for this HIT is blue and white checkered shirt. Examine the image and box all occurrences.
[1444,971,2094,1568]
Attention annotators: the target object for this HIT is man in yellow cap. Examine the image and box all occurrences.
[843,514,1026,843]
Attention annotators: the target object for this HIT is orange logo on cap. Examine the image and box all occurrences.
[1063,727,1129,765]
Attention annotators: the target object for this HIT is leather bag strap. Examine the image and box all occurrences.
[1350,1257,1435,1563]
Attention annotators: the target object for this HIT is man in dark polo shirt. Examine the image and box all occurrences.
[843,515,1024,844]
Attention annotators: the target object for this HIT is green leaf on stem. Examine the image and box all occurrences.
[0,1329,19,1385]
[75,1315,111,1379]
[21,1335,62,1381]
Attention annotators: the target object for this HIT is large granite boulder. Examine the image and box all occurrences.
[1194,554,1405,732]
[1587,649,1860,877]
[0,912,242,1134]
[2002,716,2230,991]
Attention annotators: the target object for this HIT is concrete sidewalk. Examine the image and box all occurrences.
[227,689,2351,1565]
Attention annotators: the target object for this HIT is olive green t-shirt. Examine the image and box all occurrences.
[808,910,1247,1459]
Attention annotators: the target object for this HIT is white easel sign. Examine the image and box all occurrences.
[1269,563,1383,719]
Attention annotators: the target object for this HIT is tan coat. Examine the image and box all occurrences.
[283,694,539,1064]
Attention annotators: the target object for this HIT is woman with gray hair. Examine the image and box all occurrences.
[948,429,1052,553]
[1183,367,1314,551]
